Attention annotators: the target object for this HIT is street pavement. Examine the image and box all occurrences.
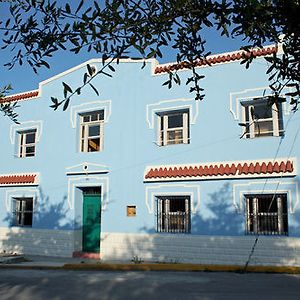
[0,269,299,300]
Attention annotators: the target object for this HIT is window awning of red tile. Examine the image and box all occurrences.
[0,174,38,186]
[144,159,296,181]
[0,90,39,104]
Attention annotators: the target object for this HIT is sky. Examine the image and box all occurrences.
[0,1,245,95]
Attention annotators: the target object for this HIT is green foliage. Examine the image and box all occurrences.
[0,84,20,124]
[0,0,299,113]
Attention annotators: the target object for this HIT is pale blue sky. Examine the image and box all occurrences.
[0,1,244,95]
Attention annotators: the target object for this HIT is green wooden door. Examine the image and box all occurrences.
[82,194,101,252]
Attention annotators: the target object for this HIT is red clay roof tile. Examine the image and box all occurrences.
[0,174,37,185]
[0,90,39,104]
[154,46,277,74]
[145,160,294,180]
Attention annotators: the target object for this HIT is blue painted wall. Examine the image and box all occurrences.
[1,56,299,238]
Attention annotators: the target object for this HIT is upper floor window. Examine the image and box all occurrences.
[242,97,284,138]
[12,197,33,227]
[18,129,36,158]
[80,110,104,152]
[157,110,189,146]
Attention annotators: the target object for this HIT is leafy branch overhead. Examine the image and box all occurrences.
[0,84,20,123]
[0,0,299,112]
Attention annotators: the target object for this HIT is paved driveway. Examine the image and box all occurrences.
[0,269,299,300]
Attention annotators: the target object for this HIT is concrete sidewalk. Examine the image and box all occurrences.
[1,254,300,274]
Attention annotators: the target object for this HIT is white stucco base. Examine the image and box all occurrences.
[0,227,75,257]
[100,232,300,266]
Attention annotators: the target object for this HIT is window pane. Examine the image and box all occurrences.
[25,146,35,156]
[254,120,273,136]
[83,115,90,122]
[167,130,183,144]
[168,114,183,128]
[25,132,36,144]
[88,125,100,137]
[91,113,99,121]
[24,199,33,211]
[253,103,272,119]
[23,213,33,226]
[88,138,100,151]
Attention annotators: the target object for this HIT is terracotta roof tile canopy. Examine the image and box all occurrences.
[0,90,39,104]
[154,46,278,74]
[0,174,38,185]
[145,159,295,181]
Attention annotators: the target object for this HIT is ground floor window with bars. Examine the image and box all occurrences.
[12,197,33,227]
[156,196,191,233]
[245,194,288,236]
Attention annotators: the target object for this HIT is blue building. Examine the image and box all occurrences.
[1,44,300,266]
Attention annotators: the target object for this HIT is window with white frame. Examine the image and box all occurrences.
[80,110,104,152]
[157,110,189,146]
[242,97,284,138]
[18,129,36,158]
[12,197,33,227]
[245,194,288,236]
[156,196,191,233]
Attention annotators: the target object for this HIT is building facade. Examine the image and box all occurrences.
[1,45,300,266]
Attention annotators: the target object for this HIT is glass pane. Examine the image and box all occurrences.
[24,199,33,211]
[91,113,99,122]
[167,130,183,144]
[88,138,100,152]
[25,146,35,156]
[253,103,272,119]
[254,120,273,136]
[88,125,100,137]
[25,132,36,144]
[168,114,183,128]
[23,212,33,226]
[83,115,90,123]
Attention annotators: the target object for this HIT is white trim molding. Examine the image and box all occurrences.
[229,86,291,121]
[10,121,43,144]
[145,183,201,214]
[233,180,299,213]
[146,98,199,129]
[67,175,109,210]
[70,100,112,128]
[66,162,109,175]
[5,187,40,212]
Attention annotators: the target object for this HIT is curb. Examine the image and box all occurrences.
[1,263,300,274]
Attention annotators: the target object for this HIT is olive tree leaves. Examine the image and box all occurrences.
[0,84,20,124]
[0,0,299,113]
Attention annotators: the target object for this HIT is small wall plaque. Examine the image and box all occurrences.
[127,205,136,217]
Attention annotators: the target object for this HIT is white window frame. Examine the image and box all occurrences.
[12,197,33,227]
[242,97,283,138]
[18,129,37,158]
[79,110,104,152]
[157,110,189,146]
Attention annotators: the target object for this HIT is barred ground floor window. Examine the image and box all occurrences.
[156,196,191,233]
[245,193,288,236]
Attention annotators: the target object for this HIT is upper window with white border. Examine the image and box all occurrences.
[241,96,284,139]
[156,109,190,146]
[79,110,104,152]
[18,129,37,158]
[10,121,42,159]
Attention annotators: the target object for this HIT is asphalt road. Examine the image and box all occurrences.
[0,269,299,300]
